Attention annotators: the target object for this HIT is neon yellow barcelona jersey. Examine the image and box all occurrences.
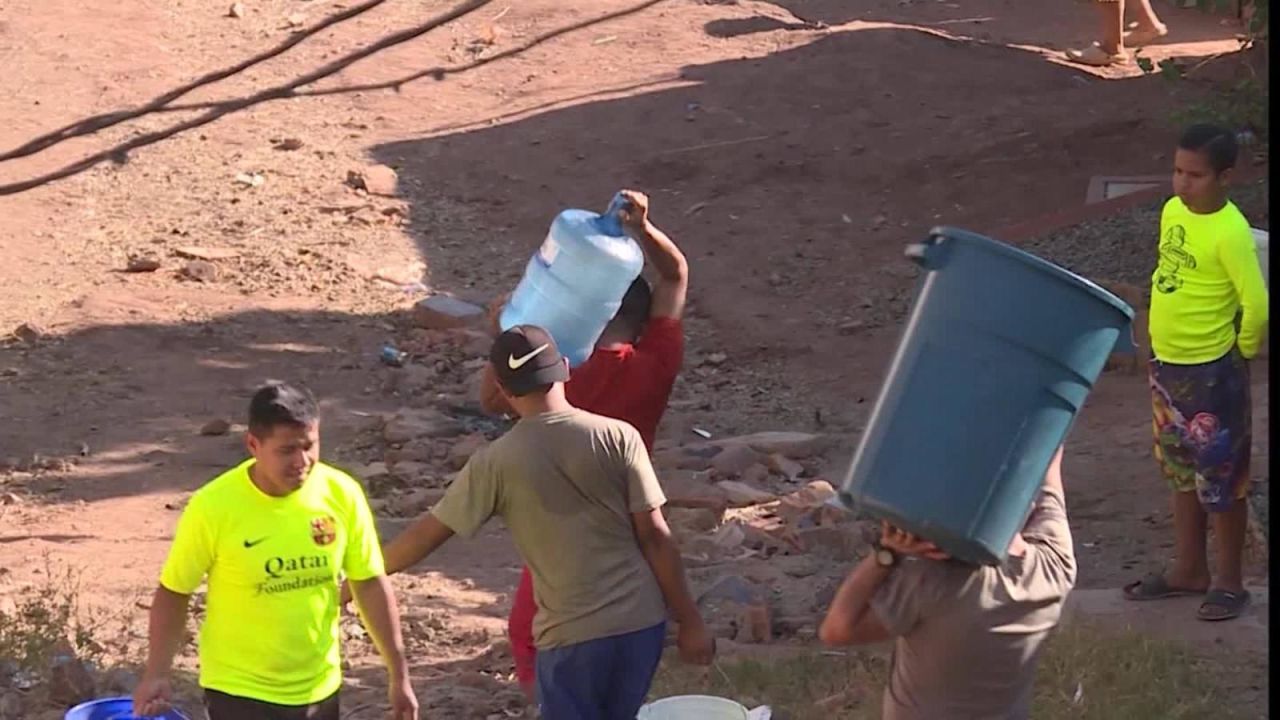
[159,460,384,705]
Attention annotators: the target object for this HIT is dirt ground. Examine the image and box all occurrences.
[0,0,1267,716]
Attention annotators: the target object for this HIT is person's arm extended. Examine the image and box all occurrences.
[132,586,191,716]
[382,513,456,576]
[619,190,689,319]
[135,494,213,716]
[342,516,454,607]
[1223,225,1269,358]
[819,524,948,647]
[350,575,418,719]
[632,507,714,664]
[385,451,496,576]
[818,556,894,646]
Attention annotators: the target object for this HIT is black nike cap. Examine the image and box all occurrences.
[489,325,570,397]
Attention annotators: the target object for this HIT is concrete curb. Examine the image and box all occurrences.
[987,166,1267,244]
[987,183,1171,244]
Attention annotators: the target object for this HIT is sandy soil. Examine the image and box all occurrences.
[0,0,1265,716]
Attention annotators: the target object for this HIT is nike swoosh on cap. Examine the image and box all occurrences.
[508,343,550,370]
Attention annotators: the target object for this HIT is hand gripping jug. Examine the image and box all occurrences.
[499,193,645,367]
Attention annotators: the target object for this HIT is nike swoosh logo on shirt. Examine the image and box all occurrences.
[243,537,268,548]
[507,343,550,370]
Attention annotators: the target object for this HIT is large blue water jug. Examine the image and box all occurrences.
[500,193,645,367]
[65,697,190,720]
[839,227,1134,566]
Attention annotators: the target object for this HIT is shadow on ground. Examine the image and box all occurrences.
[0,13,1241,527]
[0,4,1263,717]
[0,0,1256,613]
[372,22,1231,375]
[739,0,1240,49]
[1,306,413,501]
[0,0,668,196]
[0,3,1244,499]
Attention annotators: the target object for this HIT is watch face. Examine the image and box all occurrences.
[877,548,896,566]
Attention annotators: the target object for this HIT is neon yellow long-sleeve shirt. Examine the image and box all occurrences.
[1149,197,1269,363]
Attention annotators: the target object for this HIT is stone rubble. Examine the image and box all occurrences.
[310,308,872,716]
[0,306,870,720]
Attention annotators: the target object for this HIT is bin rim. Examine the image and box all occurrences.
[926,226,1136,321]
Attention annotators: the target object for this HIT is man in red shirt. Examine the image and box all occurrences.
[480,189,689,700]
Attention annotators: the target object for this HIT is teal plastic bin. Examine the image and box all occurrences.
[839,227,1134,565]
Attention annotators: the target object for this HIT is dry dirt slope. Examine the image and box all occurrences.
[0,0,1264,716]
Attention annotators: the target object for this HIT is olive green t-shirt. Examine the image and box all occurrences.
[432,409,668,649]
[871,487,1076,720]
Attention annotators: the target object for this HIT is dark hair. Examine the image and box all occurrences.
[615,277,652,330]
[248,382,319,437]
[1178,124,1238,174]
[510,383,554,398]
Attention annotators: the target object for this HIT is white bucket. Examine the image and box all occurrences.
[637,695,750,720]
[1252,227,1269,291]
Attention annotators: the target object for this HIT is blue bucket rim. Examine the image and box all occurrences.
[925,226,1136,321]
[64,696,189,720]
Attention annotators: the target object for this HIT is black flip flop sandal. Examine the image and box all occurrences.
[1122,573,1205,601]
[1197,589,1251,621]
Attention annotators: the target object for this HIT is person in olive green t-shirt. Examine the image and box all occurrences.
[1124,125,1268,623]
[371,326,714,720]
[133,383,418,720]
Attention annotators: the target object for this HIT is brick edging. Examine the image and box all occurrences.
[987,165,1268,244]
[986,183,1171,244]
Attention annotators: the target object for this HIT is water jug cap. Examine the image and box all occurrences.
[595,192,631,237]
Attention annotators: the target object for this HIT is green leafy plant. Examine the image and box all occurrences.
[1184,0,1269,38]
[1135,0,1268,144]
[1170,76,1268,139]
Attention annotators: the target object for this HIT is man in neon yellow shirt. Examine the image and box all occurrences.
[133,382,418,719]
[1124,125,1268,622]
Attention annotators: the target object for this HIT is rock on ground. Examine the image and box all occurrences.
[383,409,466,444]
[347,165,399,197]
[715,480,777,507]
[47,642,96,707]
[662,469,728,510]
[199,418,232,436]
[412,295,486,331]
[711,443,764,477]
[718,431,831,459]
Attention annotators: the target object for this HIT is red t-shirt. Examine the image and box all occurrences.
[563,317,684,449]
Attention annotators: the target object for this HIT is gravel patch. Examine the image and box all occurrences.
[1019,179,1269,290]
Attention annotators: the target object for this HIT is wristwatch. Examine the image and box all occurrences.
[872,542,898,568]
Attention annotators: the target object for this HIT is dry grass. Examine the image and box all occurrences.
[652,650,888,718]
[650,623,1246,719]
[0,561,206,717]
[0,564,109,673]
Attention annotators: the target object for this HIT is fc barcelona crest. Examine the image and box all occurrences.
[311,516,337,546]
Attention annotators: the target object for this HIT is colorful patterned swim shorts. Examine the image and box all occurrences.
[1149,349,1252,512]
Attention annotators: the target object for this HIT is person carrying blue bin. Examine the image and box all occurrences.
[819,447,1076,720]
[1122,124,1269,622]
[133,382,417,720]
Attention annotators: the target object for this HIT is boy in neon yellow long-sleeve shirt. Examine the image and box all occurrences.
[1124,124,1268,622]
